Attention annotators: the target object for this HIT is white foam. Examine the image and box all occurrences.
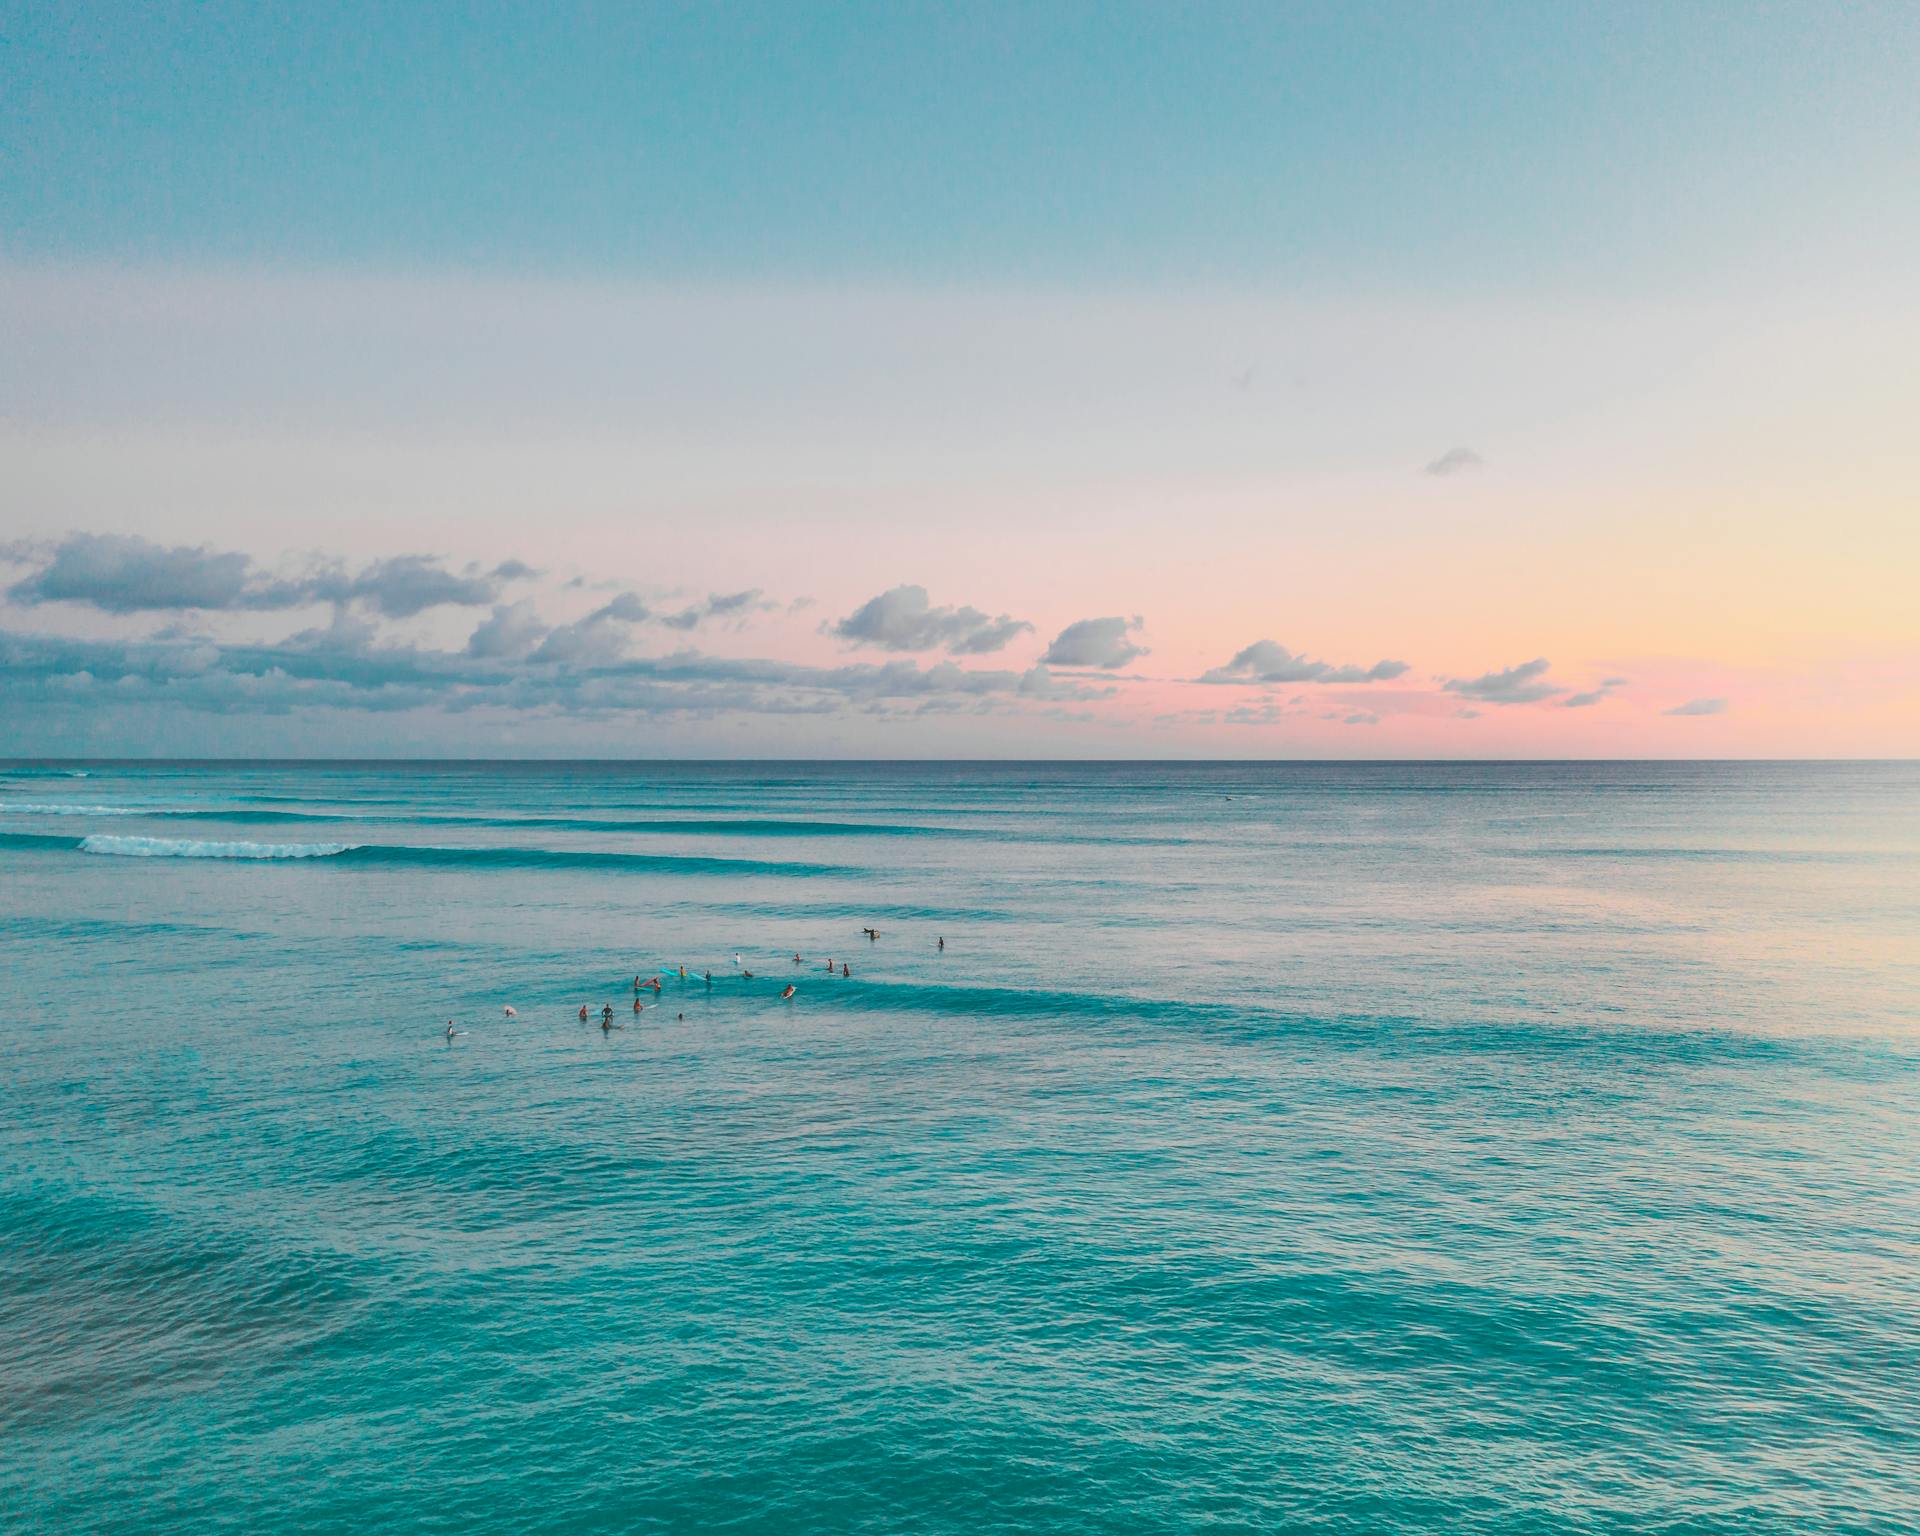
[77,835,356,860]
[0,802,145,816]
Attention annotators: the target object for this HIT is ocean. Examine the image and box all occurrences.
[2,759,1917,1533]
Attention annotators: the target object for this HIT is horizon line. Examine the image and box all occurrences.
[5,756,1914,769]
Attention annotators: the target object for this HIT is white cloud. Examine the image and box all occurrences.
[1443,657,1560,705]
[1041,616,1146,669]
[1201,639,1408,685]
[831,584,1032,655]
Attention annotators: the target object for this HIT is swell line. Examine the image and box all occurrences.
[0,830,861,878]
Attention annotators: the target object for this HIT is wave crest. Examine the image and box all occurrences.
[77,835,357,860]
[0,802,144,817]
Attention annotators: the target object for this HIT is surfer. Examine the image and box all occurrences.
[446,1021,460,1039]
[742,969,754,979]
[633,996,644,1013]
[937,936,944,952]
[780,983,796,1000]
[578,1005,589,1021]
[841,962,850,977]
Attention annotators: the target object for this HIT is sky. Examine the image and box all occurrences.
[3,1,1917,757]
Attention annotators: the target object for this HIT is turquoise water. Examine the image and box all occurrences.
[3,760,1918,1534]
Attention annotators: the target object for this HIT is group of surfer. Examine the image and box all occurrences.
[445,929,946,1038]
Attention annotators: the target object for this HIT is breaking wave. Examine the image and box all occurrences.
[78,835,358,860]
[1,829,857,879]
[0,802,147,817]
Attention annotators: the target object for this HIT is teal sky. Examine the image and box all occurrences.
[6,1,1916,288]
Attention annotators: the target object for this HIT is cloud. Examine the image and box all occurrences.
[831,584,1033,655]
[4,535,1087,737]
[6,533,506,616]
[663,589,778,631]
[9,533,254,612]
[1563,677,1627,708]
[491,560,540,581]
[311,554,499,617]
[592,592,651,623]
[1016,665,1117,702]
[528,594,654,665]
[466,601,549,659]
[1424,447,1483,477]
[705,589,765,617]
[285,607,379,654]
[0,619,1088,728]
[1443,657,1560,705]
[1041,616,1146,669]
[1665,696,1729,716]
[1200,639,1408,686]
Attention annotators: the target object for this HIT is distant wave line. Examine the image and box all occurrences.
[0,801,1182,845]
[0,829,863,877]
